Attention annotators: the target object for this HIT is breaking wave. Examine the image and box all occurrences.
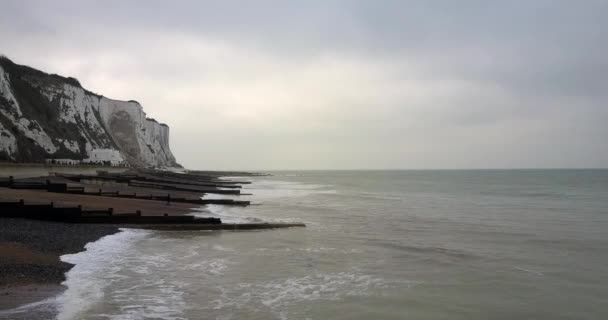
[195,178,335,224]
[210,271,398,319]
[56,229,151,320]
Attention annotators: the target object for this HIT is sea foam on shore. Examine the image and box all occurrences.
[56,229,150,320]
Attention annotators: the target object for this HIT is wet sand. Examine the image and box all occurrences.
[0,185,199,310]
[0,284,64,311]
[0,166,262,311]
[0,218,120,311]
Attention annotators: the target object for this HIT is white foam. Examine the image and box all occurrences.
[56,229,151,320]
[242,179,336,202]
[0,296,58,319]
[204,178,334,202]
[210,271,391,318]
[513,266,544,276]
[201,193,242,200]
[195,178,334,225]
[191,205,261,224]
[107,278,189,320]
[183,258,230,275]
[212,244,236,252]
[254,247,363,255]
[298,247,337,253]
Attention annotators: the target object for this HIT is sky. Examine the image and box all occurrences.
[1,0,607,170]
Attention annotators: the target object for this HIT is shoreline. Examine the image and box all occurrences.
[0,218,120,311]
[0,283,65,312]
[0,168,299,313]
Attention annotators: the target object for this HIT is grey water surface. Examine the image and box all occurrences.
[15,170,608,319]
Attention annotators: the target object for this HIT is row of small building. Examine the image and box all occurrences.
[44,158,131,167]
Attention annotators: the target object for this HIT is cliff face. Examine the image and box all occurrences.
[0,56,179,168]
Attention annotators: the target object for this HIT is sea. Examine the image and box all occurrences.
[3,169,608,319]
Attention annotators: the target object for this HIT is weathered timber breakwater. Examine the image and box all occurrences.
[0,199,221,225]
[0,200,303,229]
[0,170,303,229]
[0,168,303,311]
[1,176,250,206]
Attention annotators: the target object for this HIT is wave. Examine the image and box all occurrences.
[191,205,264,224]
[331,190,405,201]
[513,266,544,276]
[367,240,477,260]
[50,177,331,319]
[480,189,572,200]
[0,296,58,320]
[241,179,336,202]
[55,229,151,320]
[253,247,364,255]
[195,178,335,225]
[210,271,401,319]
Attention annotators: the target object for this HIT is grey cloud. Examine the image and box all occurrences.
[1,1,607,169]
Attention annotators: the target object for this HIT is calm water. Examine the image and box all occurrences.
[6,170,608,319]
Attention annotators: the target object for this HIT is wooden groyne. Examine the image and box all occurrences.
[138,169,256,184]
[0,199,219,224]
[127,180,242,195]
[1,176,250,206]
[60,173,245,188]
[53,182,250,206]
[128,223,306,231]
[56,173,244,195]
[0,200,304,230]
[0,170,305,231]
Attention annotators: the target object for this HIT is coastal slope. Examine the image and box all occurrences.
[0,56,179,168]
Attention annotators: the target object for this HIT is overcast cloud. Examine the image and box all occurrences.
[1,0,607,169]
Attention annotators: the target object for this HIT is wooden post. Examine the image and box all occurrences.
[98,188,102,195]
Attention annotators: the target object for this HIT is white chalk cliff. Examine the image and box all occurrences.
[0,56,179,168]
